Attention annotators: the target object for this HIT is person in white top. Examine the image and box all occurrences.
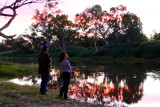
[58,51,75,100]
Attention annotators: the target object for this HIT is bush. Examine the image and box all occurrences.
[139,40,160,59]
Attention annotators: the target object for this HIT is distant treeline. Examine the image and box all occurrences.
[1,40,160,59]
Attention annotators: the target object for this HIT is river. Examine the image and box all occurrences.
[1,58,160,107]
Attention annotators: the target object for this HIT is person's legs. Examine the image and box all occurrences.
[59,73,65,97]
[63,72,70,99]
[40,75,45,93]
[40,75,50,94]
[59,85,64,97]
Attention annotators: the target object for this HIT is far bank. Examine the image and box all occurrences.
[1,40,160,60]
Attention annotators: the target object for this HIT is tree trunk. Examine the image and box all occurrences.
[93,36,98,52]
[32,41,37,52]
[46,37,50,46]
[59,41,62,50]
[105,39,109,45]
[99,31,109,46]
[61,35,66,51]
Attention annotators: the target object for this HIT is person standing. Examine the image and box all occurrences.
[38,45,52,94]
[59,51,72,100]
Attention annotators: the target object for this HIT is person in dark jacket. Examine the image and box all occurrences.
[38,45,52,94]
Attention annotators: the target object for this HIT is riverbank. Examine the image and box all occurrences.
[0,82,96,107]
[0,63,37,78]
[1,56,160,64]
[0,63,98,107]
[1,40,160,60]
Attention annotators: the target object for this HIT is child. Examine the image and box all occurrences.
[59,51,73,100]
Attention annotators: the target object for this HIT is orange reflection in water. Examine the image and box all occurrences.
[49,71,143,105]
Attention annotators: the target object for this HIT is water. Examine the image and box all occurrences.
[2,58,160,107]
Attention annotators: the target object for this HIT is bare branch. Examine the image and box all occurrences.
[0,13,14,17]
[0,32,16,38]
[0,14,17,32]
[0,0,45,38]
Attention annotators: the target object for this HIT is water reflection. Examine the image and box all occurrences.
[7,61,160,106]
[9,75,41,86]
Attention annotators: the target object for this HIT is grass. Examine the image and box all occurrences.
[0,82,97,107]
[0,63,38,78]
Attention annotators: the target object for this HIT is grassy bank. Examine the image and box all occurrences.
[0,63,37,78]
[0,82,96,107]
[0,63,97,107]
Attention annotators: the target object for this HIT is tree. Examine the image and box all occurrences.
[78,35,94,48]
[24,25,45,52]
[0,42,8,51]
[151,31,160,40]
[0,0,45,38]
[121,13,147,43]
[32,1,61,46]
[1,38,14,51]
[51,14,78,51]
[106,5,130,44]
[107,5,148,44]
[75,5,106,51]
[76,5,125,49]
[12,36,29,51]
[32,2,77,51]
[2,35,30,51]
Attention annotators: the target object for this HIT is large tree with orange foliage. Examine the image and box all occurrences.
[75,5,108,51]
[32,2,78,51]
[75,5,147,46]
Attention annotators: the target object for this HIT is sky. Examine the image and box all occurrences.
[1,0,160,41]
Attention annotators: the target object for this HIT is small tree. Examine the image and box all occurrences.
[151,31,160,40]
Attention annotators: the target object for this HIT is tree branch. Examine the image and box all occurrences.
[0,0,44,38]
[0,32,16,38]
[0,13,14,17]
[0,6,17,32]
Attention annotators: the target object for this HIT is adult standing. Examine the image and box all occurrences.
[59,51,73,100]
[38,45,52,94]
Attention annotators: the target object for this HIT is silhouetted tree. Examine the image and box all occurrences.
[107,5,148,44]
[32,1,61,46]
[50,14,78,51]
[150,31,160,40]
[75,5,109,51]
[121,13,148,43]
[24,25,45,52]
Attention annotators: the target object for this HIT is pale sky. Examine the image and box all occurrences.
[1,0,160,41]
